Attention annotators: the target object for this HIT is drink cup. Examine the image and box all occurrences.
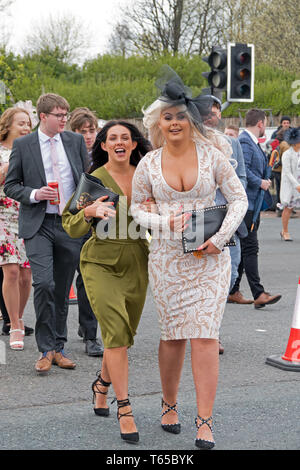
[48,181,60,205]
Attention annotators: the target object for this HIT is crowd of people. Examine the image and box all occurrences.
[0,66,299,449]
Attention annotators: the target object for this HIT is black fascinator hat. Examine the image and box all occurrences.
[155,65,214,126]
[284,127,300,145]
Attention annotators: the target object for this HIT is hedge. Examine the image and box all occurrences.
[4,52,300,119]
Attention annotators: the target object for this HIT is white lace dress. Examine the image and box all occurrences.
[131,141,248,340]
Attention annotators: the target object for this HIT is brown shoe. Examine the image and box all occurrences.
[227,291,254,304]
[35,351,55,373]
[254,292,282,309]
[53,350,76,369]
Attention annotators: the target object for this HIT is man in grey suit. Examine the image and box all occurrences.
[228,109,281,309]
[4,93,88,373]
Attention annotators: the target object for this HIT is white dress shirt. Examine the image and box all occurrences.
[30,129,76,213]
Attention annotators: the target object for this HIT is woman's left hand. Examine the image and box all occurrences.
[84,196,116,220]
[197,239,221,255]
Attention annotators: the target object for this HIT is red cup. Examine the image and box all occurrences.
[48,181,60,205]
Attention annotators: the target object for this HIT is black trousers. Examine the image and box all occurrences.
[76,231,98,340]
[272,171,281,206]
[24,214,82,353]
[230,210,264,300]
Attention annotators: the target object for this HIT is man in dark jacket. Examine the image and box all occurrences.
[228,109,281,309]
[271,115,292,139]
[4,93,88,372]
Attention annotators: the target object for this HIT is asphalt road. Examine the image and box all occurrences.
[0,214,299,453]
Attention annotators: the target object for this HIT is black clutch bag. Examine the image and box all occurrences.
[69,172,120,215]
[182,205,236,254]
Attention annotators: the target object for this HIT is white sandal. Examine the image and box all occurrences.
[9,329,24,350]
[19,319,25,337]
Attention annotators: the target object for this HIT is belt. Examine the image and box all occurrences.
[44,213,62,219]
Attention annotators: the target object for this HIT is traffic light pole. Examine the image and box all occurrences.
[221,101,231,112]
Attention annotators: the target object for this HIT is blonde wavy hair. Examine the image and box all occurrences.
[0,107,32,142]
[142,99,233,160]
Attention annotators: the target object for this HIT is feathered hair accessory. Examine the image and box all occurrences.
[155,65,214,126]
[14,100,39,128]
[284,127,300,145]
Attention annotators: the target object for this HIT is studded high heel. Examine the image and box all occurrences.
[161,398,181,434]
[280,231,293,241]
[91,370,111,417]
[195,415,215,450]
[115,398,139,443]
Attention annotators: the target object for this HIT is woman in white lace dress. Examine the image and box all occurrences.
[131,68,248,449]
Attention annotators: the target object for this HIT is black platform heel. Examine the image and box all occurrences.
[91,370,111,417]
[195,415,215,450]
[161,398,181,434]
[115,398,139,443]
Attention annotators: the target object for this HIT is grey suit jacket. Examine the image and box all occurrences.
[4,130,88,239]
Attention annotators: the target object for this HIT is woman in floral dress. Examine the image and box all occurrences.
[0,108,32,350]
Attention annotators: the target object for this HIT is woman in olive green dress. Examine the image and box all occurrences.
[62,121,151,443]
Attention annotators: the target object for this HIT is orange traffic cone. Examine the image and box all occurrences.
[68,284,78,305]
[266,277,300,371]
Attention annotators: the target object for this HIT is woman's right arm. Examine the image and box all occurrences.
[0,162,9,185]
[131,156,170,232]
[282,152,299,188]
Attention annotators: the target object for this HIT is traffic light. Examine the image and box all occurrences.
[202,47,227,100]
[227,43,255,102]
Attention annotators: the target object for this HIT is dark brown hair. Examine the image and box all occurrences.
[69,107,98,132]
[90,120,152,172]
[245,109,266,127]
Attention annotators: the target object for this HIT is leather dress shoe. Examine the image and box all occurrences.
[35,351,55,373]
[254,292,282,309]
[53,350,76,369]
[227,291,253,304]
[85,339,104,357]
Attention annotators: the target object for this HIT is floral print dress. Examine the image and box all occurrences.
[0,144,30,268]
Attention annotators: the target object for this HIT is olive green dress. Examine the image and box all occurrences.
[62,167,149,349]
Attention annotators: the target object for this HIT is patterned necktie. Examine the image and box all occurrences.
[49,138,66,215]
